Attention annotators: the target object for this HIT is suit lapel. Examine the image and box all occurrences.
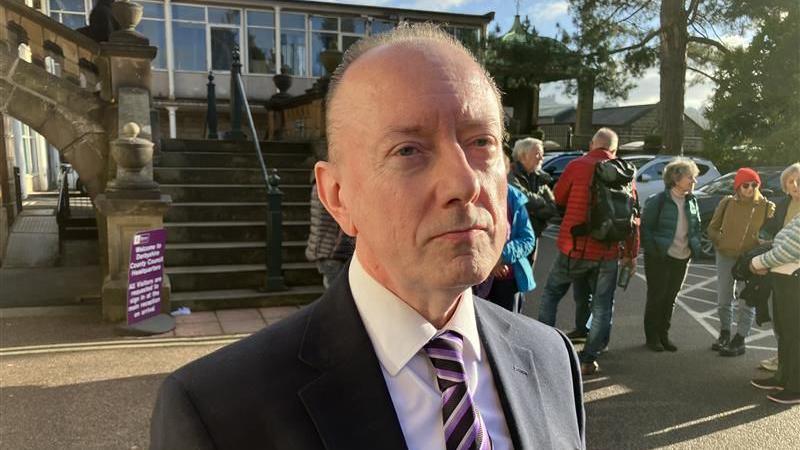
[475,301,554,449]
[297,273,408,450]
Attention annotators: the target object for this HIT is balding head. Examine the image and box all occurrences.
[325,23,504,164]
[590,127,619,154]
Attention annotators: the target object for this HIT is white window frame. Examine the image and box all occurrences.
[244,8,276,76]
[206,6,244,74]
[279,10,308,77]
[171,3,208,73]
[338,16,366,54]
[309,14,338,78]
[137,0,168,71]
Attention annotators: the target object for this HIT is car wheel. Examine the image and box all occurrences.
[699,228,715,259]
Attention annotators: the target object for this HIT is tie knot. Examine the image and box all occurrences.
[424,330,465,357]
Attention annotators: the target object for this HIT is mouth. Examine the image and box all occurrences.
[432,225,490,241]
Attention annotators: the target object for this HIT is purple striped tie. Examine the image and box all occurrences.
[424,330,492,450]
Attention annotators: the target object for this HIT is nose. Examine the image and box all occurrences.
[436,141,482,207]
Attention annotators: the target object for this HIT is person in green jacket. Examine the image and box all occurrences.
[641,158,703,352]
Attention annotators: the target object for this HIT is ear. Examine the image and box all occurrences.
[315,161,357,236]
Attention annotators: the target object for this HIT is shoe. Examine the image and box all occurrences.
[719,334,745,357]
[646,340,664,352]
[660,337,678,352]
[761,356,779,372]
[751,377,784,391]
[767,390,800,405]
[580,361,599,376]
[566,329,588,343]
[711,330,731,351]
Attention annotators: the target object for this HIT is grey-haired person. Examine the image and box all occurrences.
[641,158,704,352]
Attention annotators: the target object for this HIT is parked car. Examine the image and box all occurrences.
[630,155,721,202]
[542,151,583,187]
[693,167,784,258]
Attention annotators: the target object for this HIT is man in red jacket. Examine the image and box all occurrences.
[538,128,640,376]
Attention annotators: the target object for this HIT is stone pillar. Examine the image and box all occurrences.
[530,83,540,132]
[0,114,14,261]
[95,123,171,322]
[166,106,177,138]
[574,72,596,150]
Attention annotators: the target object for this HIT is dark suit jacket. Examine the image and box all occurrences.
[150,274,585,449]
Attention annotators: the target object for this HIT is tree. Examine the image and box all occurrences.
[705,2,800,169]
[564,0,736,154]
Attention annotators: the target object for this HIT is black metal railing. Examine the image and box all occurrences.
[56,163,71,238]
[229,45,286,292]
[205,71,218,139]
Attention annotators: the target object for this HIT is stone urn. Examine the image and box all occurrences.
[111,0,143,32]
[108,122,158,192]
[273,66,292,94]
[319,48,343,77]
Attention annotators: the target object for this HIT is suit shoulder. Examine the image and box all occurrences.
[170,301,318,387]
[476,299,566,347]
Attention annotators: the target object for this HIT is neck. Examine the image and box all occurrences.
[671,186,688,197]
[356,252,464,329]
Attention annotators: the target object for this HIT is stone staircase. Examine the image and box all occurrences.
[156,138,324,311]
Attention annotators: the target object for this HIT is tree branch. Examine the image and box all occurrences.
[688,35,730,53]
[687,0,702,25]
[688,66,720,83]
[585,27,661,57]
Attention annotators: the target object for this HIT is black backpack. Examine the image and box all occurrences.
[584,158,640,243]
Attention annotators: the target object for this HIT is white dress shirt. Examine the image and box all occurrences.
[349,253,513,450]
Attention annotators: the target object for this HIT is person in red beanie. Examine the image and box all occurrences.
[707,167,775,356]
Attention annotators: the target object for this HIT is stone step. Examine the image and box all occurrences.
[154,167,312,185]
[160,184,311,203]
[169,287,323,311]
[165,240,307,266]
[164,220,310,243]
[165,202,309,222]
[156,151,311,169]
[161,139,314,154]
[166,262,321,291]
[61,226,98,240]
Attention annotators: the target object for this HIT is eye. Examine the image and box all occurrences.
[396,146,419,157]
[473,137,490,147]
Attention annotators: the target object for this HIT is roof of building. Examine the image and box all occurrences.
[537,103,706,130]
[276,0,495,24]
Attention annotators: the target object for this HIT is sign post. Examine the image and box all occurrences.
[119,229,175,334]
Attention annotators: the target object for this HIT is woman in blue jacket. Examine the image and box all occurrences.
[641,158,703,352]
[482,157,537,313]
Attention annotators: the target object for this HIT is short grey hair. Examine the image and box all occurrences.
[325,22,505,162]
[663,158,700,189]
[591,128,619,152]
[780,162,800,193]
[512,138,543,162]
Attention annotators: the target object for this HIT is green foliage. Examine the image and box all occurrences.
[705,2,800,168]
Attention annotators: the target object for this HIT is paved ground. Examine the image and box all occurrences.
[1,230,798,449]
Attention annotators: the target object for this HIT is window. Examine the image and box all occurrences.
[137,1,167,69]
[641,161,668,179]
[445,26,480,53]
[172,4,206,71]
[370,19,395,35]
[208,7,241,71]
[340,17,366,53]
[280,12,306,76]
[311,15,338,77]
[696,163,710,177]
[246,10,275,74]
[49,0,87,29]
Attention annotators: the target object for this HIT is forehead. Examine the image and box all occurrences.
[332,42,501,135]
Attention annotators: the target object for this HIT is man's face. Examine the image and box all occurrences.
[318,43,507,296]
[524,146,544,172]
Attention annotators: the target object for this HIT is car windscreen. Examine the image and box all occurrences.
[698,173,735,195]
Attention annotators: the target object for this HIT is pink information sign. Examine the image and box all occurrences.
[126,229,166,325]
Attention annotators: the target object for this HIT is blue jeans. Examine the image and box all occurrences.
[538,253,619,363]
[716,252,755,337]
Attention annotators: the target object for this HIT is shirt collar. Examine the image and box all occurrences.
[348,252,482,377]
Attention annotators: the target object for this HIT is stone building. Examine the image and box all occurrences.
[538,103,706,153]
